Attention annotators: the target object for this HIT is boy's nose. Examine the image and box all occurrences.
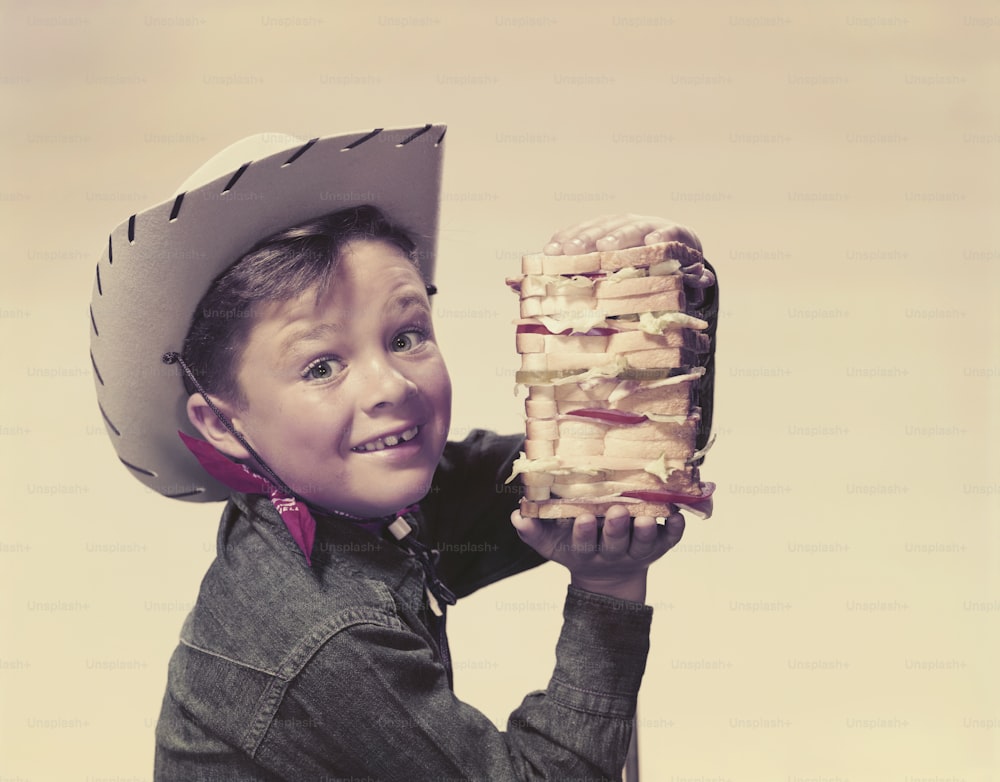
[360,357,417,411]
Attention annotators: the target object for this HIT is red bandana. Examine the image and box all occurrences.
[178,431,318,564]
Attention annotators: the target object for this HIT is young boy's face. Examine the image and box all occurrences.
[225,239,452,518]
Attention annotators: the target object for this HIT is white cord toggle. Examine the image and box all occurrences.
[387,516,412,541]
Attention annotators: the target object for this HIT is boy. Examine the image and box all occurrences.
[90,125,716,780]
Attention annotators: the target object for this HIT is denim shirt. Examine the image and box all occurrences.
[154,430,655,781]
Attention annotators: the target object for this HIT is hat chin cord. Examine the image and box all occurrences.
[162,351,368,521]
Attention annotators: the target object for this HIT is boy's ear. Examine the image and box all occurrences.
[185,394,253,461]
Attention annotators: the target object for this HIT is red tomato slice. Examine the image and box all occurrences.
[621,483,716,503]
[516,324,556,335]
[566,409,647,425]
[516,324,618,336]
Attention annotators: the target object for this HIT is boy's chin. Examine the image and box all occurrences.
[322,483,435,520]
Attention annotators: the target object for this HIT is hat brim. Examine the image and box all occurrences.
[90,124,446,501]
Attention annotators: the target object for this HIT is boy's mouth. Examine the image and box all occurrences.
[351,425,420,453]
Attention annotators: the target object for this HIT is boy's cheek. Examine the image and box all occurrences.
[422,350,452,393]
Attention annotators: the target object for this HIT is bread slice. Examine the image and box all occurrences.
[520,498,680,519]
[520,289,685,318]
[527,375,696,411]
[516,329,690,355]
[520,241,703,276]
[520,347,694,373]
[520,491,714,520]
[516,272,683,301]
[524,396,695,419]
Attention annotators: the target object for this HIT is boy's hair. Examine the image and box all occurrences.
[181,204,419,407]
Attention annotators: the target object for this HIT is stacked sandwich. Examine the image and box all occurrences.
[506,242,717,519]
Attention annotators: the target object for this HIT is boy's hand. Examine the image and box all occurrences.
[511,505,685,604]
[542,213,714,290]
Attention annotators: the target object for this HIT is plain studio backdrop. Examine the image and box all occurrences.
[1,1,997,780]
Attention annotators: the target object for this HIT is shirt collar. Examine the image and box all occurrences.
[178,431,415,566]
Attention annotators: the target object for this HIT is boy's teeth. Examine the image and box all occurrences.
[356,426,419,452]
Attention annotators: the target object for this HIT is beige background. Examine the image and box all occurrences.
[2,1,998,780]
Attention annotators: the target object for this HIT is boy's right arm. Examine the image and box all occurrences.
[250,583,650,781]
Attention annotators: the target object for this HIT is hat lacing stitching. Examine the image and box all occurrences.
[341,128,382,151]
[97,402,119,436]
[169,193,184,221]
[223,162,251,193]
[90,351,104,386]
[283,138,318,165]
[396,124,432,146]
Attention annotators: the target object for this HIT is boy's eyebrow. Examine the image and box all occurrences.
[280,289,431,356]
[281,322,341,356]
[385,290,431,316]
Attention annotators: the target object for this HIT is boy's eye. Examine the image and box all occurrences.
[303,358,343,381]
[391,329,426,353]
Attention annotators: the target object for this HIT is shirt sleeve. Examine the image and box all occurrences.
[251,585,653,782]
[420,429,547,599]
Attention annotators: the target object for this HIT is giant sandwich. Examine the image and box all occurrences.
[506,241,718,519]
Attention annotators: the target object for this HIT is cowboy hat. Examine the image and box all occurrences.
[90,124,446,501]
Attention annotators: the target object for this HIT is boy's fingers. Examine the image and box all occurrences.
[683,261,705,278]
[663,511,686,552]
[644,223,703,253]
[547,215,641,255]
[510,510,543,546]
[595,220,673,253]
[628,515,660,560]
[599,507,631,558]
[546,214,625,248]
[545,215,704,258]
[571,513,599,554]
[684,265,716,290]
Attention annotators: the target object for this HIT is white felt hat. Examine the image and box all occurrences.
[90,124,446,501]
